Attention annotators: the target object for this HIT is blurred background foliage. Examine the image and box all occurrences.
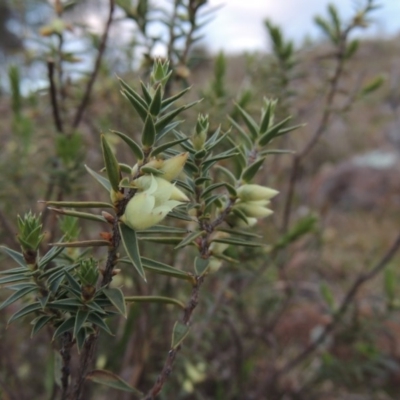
[1,1,400,399]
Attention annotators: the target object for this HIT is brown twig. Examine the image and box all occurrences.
[72,0,115,129]
[263,231,400,395]
[47,59,64,134]
[60,332,73,400]
[281,24,352,233]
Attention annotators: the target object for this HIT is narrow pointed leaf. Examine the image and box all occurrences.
[0,246,26,268]
[49,240,110,248]
[175,230,204,250]
[235,103,259,140]
[259,100,275,134]
[101,135,120,192]
[140,81,152,104]
[111,130,144,161]
[31,315,53,337]
[218,228,262,239]
[200,183,226,199]
[43,201,113,209]
[212,237,265,247]
[119,224,146,281]
[0,286,37,311]
[227,116,253,149]
[74,309,89,339]
[121,90,148,121]
[194,257,209,276]
[215,166,237,186]
[8,302,42,324]
[86,369,143,395]
[142,114,156,148]
[171,321,190,349]
[138,257,193,280]
[241,157,266,183]
[161,86,191,110]
[125,295,185,309]
[39,244,65,269]
[86,313,114,335]
[149,84,162,116]
[0,266,29,276]
[258,116,292,146]
[137,225,188,235]
[85,165,112,192]
[103,288,127,317]
[65,271,81,293]
[138,236,184,245]
[150,137,189,157]
[53,317,75,340]
[118,78,147,108]
[0,274,29,285]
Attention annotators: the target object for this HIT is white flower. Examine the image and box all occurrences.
[121,175,186,230]
[237,184,278,202]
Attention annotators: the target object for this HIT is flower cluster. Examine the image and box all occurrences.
[121,153,189,230]
[231,184,279,227]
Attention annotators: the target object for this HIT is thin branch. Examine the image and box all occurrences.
[265,231,400,391]
[72,0,115,129]
[47,59,64,134]
[60,332,73,400]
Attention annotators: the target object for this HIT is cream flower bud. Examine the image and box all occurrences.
[208,257,223,273]
[234,203,274,218]
[237,184,279,202]
[209,232,230,255]
[159,152,188,181]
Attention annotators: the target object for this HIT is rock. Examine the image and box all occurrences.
[312,149,400,211]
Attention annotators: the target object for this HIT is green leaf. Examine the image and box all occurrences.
[212,237,264,247]
[140,257,193,281]
[149,84,162,116]
[259,149,295,157]
[0,274,29,285]
[142,114,156,148]
[49,240,110,248]
[200,183,226,199]
[8,302,42,324]
[43,201,113,209]
[138,236,184,245]
[384,269,396,303]
[215,165,237,186]
[175,230,204,250]
[101,135,121,192]
[31,315,53,337]
[118,77,147,107]
[167,209,193,222]
[0,266,30,276]
[320,282,335,311]
[227,116,253,149]
[86,369,143,395]
[194,257,209,276]
[111,130,144,161]
[137,225,188,235]
[65,271,83,293]
[155,101,199,132]
[140,81,152,104]
[121,89,148,122]
[53,317,75,340]
[259,99,276,134]
[235,103,259,140]
[171,321,190,349]
[360,75,385,96]
[103,288,127,317]
[125,295,185,309]
[76,326,87,353]
[258,116,292,146]
[74,309,89,339]
[119,224,146,281]
[0,286,37,311]
[218,228,262,239]
[86,312,114,335]
[38,243,65,269]
[157,120,182,141]
[150,137,189,157]
[85,165,112,192]
[161,86,191,110]
[0,246,26,268]
[241,157,266,183]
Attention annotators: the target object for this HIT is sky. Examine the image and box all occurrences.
[200,0,400,53]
